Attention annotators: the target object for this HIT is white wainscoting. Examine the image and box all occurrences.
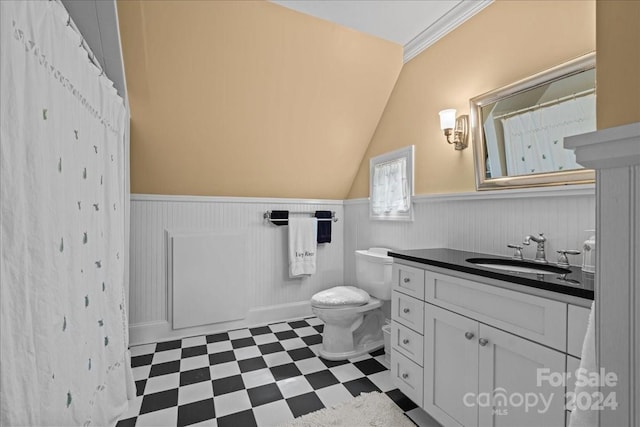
[343,185,596,284]
[129,195,344,345]
[130,186,595,345]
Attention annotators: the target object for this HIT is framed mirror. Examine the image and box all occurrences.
[470,53,596,190]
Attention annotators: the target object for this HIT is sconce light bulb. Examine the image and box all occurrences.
[439,109,457,130]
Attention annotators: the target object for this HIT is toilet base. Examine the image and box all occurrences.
[318,338,384,361]
[313,303,386,361]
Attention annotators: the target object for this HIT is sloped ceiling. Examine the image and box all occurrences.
[117,0,403,199]
[270,0,460,46]
[270,0,492,62]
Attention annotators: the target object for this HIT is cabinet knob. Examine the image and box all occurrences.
[401,373,409,379]
[464,332,474,340]
[478,338,489,346]
[402,338,410,345]
[403,307,410,314]
[403,277,411,283]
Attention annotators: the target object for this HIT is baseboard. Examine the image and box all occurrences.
[128,319,245,346]
[246,300,313,326]
[128,301,313,346]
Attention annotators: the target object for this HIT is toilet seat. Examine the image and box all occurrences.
[310,286,369,309]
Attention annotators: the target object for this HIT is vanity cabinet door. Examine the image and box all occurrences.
[424,304,479,427]
[477,323,566,427]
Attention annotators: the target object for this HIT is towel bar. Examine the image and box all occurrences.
[263,210,337,225]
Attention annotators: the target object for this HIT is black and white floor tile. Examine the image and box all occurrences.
[117,316,438,427]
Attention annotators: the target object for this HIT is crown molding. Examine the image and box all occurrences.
[403,0,493,63]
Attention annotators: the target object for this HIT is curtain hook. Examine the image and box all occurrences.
[67,14,71,27]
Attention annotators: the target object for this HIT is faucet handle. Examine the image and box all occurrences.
[556,250,581,268]
[507,244,524,260]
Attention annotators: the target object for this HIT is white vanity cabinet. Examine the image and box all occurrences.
[390,261,591,427]
[423,304,479,427]
[475,322,566,427]
[423,302,566,427]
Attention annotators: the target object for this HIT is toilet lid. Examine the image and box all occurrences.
[311,286,370,308]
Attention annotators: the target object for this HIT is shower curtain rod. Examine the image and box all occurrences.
[493,88,595,120]
[51,0,105,75]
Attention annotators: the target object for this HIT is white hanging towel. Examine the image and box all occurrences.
[288,218,318,278]
[569,301,597,427]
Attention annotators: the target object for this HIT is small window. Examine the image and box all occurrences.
[369,145,414,221]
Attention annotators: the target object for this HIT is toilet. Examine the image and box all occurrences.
[311,248,393,360]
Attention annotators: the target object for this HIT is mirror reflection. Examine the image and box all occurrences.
[471,53,596,190]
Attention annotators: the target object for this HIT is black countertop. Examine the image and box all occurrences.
[388,248,594,300]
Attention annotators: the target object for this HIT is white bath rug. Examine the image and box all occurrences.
[280,392,415,427]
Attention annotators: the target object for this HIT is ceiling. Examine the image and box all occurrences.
[270,0,492,62]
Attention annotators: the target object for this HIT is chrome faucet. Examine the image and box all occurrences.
[523,233,548,264]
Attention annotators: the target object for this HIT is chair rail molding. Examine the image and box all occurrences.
[565,122,640,427]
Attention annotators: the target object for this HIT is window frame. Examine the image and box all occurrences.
[369,145,415,221]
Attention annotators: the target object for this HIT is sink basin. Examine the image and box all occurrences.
[466,258,570,275]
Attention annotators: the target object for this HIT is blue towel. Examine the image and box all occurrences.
[315,211,332,243]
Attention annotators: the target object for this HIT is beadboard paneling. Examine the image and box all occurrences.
[129,196,344,329]
[130,188,595,345]
[344,187,596,284]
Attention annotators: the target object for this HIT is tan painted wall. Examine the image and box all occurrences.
[117,0,402,198]
[347,0,596,198]
[596,0,640,129]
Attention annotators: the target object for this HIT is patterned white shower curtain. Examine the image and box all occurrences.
[501,94,596,176]
[1,1,132,425]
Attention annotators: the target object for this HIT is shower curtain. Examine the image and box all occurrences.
[1,1,132,425]
[501,94,596,176]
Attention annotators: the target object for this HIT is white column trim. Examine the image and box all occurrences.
[565,122,640,169]
[566,122,640,427]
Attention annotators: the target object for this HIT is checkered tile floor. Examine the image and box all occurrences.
[117,316,433,427]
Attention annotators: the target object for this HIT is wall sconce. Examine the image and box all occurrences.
[438,109,469,151]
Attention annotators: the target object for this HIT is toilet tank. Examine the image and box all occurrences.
[355,248,393,300]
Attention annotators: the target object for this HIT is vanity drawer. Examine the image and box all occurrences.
[424,271,567,351]
[391,321,424,366]
[391,349,423,407]
[392,264,425,300]
[392,291,424,334]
